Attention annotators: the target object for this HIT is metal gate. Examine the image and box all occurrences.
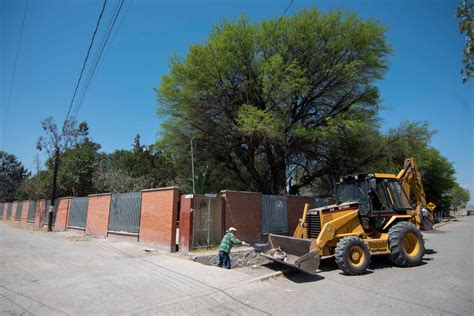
[192,195,223,248]
[15,202,23,221]
[108,192,141,234]
[6,203,12,220]
[68,197,89,229]
[27,200,36,223]
[262,195,288,234]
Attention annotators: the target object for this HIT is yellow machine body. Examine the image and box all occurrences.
[260,159,430,275]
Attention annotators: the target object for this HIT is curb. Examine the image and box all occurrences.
[250,270,284,282]
[433,220,451,229]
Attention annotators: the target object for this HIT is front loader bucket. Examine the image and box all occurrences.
[259,234,320,275]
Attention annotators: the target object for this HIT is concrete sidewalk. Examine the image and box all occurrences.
[0,223,272,315]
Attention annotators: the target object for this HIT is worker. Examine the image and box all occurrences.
[217,227,249,269]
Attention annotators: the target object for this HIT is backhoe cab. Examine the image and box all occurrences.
[259,170,429,276]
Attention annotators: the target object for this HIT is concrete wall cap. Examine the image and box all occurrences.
[220,190,262,195]
[57,196,73,200]
[141,186,179,193]
[88,192,112,197]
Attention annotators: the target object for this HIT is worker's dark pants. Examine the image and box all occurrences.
[217,250,231,269]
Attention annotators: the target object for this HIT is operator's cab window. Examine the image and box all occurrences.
[371,180,391,212]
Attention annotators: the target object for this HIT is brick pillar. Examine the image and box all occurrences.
[221,191,262,244]
[35,199,46,228]
[85,193,111,237]
[54,197,71,232]
[179,194,193,252]
[10,202,17,223]
[20,200,29,224]
[287,195,314,235]
[139,187,179,252]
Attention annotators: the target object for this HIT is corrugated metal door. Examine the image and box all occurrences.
[27,200,36,223]
[192,196,223,248]
[108,192,141,234]
[15,202,23,221]
[68,197,89,228]
[262,195,288,234]
[6,203,12,220]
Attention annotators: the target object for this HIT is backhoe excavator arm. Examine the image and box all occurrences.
[396,158,435,230]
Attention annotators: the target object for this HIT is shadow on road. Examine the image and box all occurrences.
[258,248,435,282]
[283,270,325,283]
[424,230,446,234]
[425,248,437,255]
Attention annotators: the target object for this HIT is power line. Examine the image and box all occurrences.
[73,0,127,120]
[281,0,295,17]
[72,0,122,119]
[63,0,108,127]
[1,0,29,152]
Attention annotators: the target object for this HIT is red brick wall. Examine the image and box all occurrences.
[139,187,179,252]
[221,191,263,244]
[54,197,71,232]
[34,199,46,227]
[20,200,29,224]
[85,193,111,237]
[178,194,193,252]
[10,202,17,223]
[287,196,314,235]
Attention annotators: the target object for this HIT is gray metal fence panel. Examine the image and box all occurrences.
[68,197,89,228]
[192,196,223,248]
[15,202,23,221]
[108,192,141,234]
[6,203,12,220]
[27,200,36,222]
[262,195,288,234]
[314,197,331,208]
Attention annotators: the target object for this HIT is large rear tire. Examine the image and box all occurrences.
[388,221,425,266]
[335,236,371,275]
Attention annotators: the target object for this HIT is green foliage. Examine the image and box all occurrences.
[457,0,474,82]
[94,140,179,193]
[56,140,101,197]
[157,7,391,194]
[416,148,457,213]
[449,183,470,210]
[0,151,30,202]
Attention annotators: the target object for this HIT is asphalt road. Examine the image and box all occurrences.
[1,217,472,315]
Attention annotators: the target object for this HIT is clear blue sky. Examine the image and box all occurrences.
[1,0,473,201]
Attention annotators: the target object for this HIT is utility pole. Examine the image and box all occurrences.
[190,138,195,194]
[48,146,60,232]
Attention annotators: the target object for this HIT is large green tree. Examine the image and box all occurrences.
[158,8,391,194]
[0,151,29,202]
[457,0,473,82]
[94,136,179,193]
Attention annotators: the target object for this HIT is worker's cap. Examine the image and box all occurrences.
[228,227,237,232]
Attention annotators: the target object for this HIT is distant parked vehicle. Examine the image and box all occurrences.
[467,210,474,216]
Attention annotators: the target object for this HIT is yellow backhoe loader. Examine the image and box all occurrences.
[258,158,435,275]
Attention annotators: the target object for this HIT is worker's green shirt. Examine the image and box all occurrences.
[219,231,242,254]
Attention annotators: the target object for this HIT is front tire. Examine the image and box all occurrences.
[388,221,425,266]
[335,236,371,275]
